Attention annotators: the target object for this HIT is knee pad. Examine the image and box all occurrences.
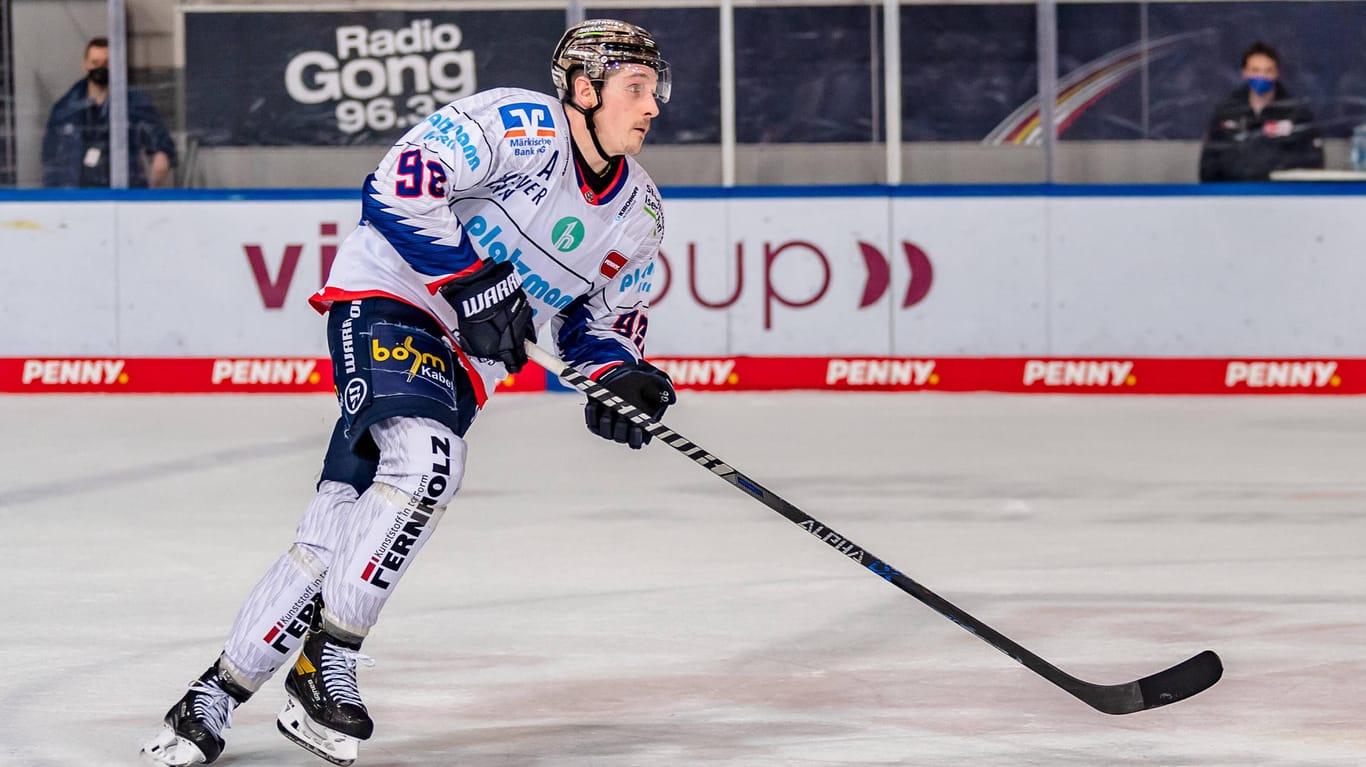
[293,479,361,562]
[369,416,466,510]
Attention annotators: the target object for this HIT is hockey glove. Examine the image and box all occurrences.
[586,360,677,450]
[438,260,535,373]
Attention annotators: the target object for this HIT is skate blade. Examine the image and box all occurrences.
[140,724,209,766]
[277,695,360,766]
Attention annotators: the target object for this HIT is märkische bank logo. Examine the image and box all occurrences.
[552,217,584,252]
[498,103,557,156]
[284,19,477,135]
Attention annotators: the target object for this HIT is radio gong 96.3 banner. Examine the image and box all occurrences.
[183,9,564,145]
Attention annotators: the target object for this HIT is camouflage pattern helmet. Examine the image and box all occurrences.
[551,19,671,104]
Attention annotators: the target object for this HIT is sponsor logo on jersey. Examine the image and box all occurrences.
[498,102,556,155]
[643,184,664,236]
[453,124,479,170]
[486,170,548,205]
[600,250,629,279]
[1225,360,1340,388]
[464,215,574,311]
[614,187,639,221]
[552,217,585,252]
[827,359,938,386]
[22,359,126,385]
[654,359,737,386]
[618,261,655,294]
[421,114,480,170]
[1023,360,1136,387]
[361,435,452,589]
[211,359,319,385]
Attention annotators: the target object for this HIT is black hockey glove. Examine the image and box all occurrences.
[586,360,677,450]
[438,260,535,373]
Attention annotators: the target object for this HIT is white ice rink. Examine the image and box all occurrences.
[2,391,1363,766]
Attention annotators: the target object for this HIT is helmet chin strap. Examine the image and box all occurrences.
[566,91,619,168]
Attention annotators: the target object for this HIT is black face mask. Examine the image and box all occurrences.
[87,66,109,87]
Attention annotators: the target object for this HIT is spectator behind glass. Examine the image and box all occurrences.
[41,37,176,188]
[1199,41,1323,182]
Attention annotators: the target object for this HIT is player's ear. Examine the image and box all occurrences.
[572,74,598,110]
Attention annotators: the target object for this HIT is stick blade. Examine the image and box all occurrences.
[1083,649,1223,715]
[1134,649,1223,712]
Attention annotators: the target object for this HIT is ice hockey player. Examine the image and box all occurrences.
[142,18,677,766]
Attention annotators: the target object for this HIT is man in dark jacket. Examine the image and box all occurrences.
[1199,41,1323,182]
[41,37,176,188]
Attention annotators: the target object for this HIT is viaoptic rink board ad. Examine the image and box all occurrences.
[3,187,1365,394]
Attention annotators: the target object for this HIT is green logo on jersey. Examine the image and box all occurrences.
[551,217,585,252]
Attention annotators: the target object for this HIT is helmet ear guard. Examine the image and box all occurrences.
[551,19,671,104]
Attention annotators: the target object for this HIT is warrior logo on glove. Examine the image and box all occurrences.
[439,260,536,373]
[457,269,523,316]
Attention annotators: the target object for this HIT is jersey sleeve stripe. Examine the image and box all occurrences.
[361,174,480,277]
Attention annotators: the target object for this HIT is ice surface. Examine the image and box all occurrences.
[2,392,1363,766]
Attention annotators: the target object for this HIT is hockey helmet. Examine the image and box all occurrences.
[552,19,671,104]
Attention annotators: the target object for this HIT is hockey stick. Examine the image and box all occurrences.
[526,342,1223,715]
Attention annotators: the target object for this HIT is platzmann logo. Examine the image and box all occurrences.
[464,215,574,311]
[284,18,477,135]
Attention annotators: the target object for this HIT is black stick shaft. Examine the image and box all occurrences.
[526,343,1222,715]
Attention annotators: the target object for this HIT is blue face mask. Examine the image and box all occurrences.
[1247,76,1275,96]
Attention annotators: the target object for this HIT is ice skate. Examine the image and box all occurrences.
[277,627,374,766]
[142,661,252,766]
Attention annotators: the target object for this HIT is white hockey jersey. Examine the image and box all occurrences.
[311,87,664,405]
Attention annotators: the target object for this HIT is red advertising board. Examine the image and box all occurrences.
[3,357,1361,395]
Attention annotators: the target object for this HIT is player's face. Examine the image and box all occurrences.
[1241,53,1278,82]
[594,65,660,156]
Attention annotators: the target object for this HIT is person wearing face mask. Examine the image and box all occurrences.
[1198,41,1323,182]
[40,36,176,187]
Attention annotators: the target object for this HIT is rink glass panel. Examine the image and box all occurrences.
[2,1,1365,187]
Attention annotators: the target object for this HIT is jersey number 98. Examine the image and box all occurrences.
[394,150,448,199]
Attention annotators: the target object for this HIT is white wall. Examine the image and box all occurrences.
[3,191,1364,356]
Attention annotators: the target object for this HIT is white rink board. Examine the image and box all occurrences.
[3,193,1366,356]
[0,202,120,354]
[887,197,1048,355]
[115,201,352,355]
[1046,196,1366,356]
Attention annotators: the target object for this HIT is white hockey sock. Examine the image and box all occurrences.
[322,418,463,638]
[221,480,357,685]
[322,482,449,638]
